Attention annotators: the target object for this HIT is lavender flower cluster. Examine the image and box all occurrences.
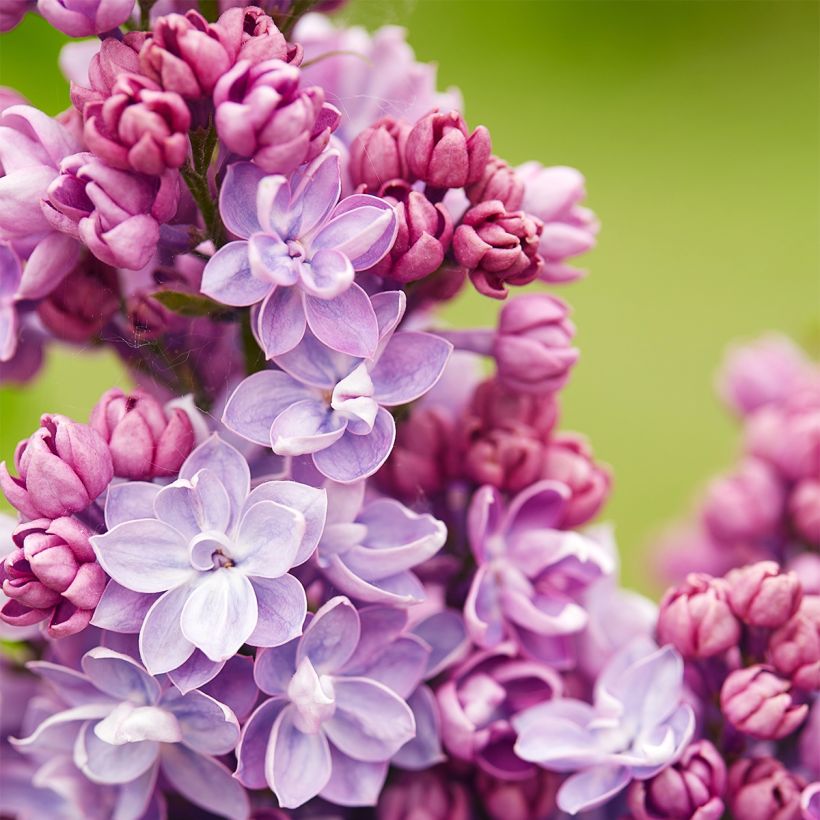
[0,1,816,819]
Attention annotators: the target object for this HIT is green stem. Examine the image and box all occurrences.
[279,0,321,39]
[139,0,157,30]
[182,125,225,248]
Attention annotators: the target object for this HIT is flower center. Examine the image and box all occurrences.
[287,657,336,734]
[190,530,236,571]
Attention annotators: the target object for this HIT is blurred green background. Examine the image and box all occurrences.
[1,1,818,594]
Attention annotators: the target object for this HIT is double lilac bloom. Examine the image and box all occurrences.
[90,436,326,687]
[513,638,695,815]
[202,150,398,359]
[223,291,452,482]
[13,648,249,820]
[465,480,614,666]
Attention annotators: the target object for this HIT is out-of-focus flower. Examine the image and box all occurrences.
[727,757,806,820]
[454,201,543,299]
[0,414,113,520]
[517,162,598,284]
[237,598,419,808]
[349,117,412,193]
[37,0,133,36]
[90,387,197,480]
[224,292,451,483]
[0,0,32,32]
[13,648,249,820]
[514,638,695,815]
[1,517,105,638]
[214,59,339,175]
[378,769,470,820]
[465,480,613,664]
[768,595,820,691]
[792,479,820,546]
[475,769,560,820]
[725,560,802,628]
[657,573,741,659]
[90,436,325,679]
[720,664,808,740]
[437,644,562,778]
[0,242,22,363]
[44,152,180,271]
[202,151,397,359]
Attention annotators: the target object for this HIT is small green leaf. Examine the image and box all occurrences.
[153,290,234,319]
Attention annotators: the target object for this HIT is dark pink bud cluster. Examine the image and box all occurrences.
[727,758,806,820]
[349,117,412,193]
[466,155,524,210]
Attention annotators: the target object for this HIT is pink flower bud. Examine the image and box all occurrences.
[791,479,820,546]
[83,73,191,176]
[406,110,491,189]
[720,665,808,740]
[216,6,295,65]
[475,769,559,820]
[349,117,412,193]
[466,156,524,210]
[0,0,30,33]
[377,770,471,820]
[702,459,785,543]
[214,59,339,175]
[657,573,741,659]
[70,36,142,113]
[728,758,806,820]
[90,388,196,479]
[726,561,802,628]
[747,402,820,483]
[454,201,544,299]
[1,517,105,638]
[492,293,579,395]
[768,596,820,691]
[0,414,113,519]
[627,740,727,820]
[541,433,611,527]
[37,0,133,37]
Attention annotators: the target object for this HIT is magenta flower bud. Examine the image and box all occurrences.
[70,36,142,112]
[0,414,113,520]
[1,517,105,638]
[214,59,339,175]
[0,0,31,33]
[36,257,119,344]
[406,110,491,189]
[475,770,560,820]
[791,479,820,546]
[492,293,579,394]
[378,770,471,820]
[370,190,453,283]
[702,458,785,543]
[37,0,133,36]
[657,573,741,659]
[720,665,808,740]
[454,201,544,299]
[466,155,525,210]
[216,5,295,65]
[540,433,611,527]
[627,740,727,820]
[768,596,820,691]
[83,73,191,176]
[747,403,820,483]
[44,152,180,271]
[349,117,412,192]
[726,561,803,628]
[728,758,806,820]
[90,388,196,480]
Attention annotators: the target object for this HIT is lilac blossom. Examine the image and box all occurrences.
[12,647,249,820]
[0,241,21,363]
[37,0,133,36]
[90,435,326,682]
[465,480,614,666]
[202,151,398,358]
[513,637,696,815]
[223,290,452,482]
[236,597,420,808]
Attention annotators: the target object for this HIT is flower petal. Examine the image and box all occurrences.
[391,685,445,770]
[270,399,346,457]
[303,283,378,359]
[297,596,359,674]
[153,470,232,542]
[556,764,632,815]
[319,747,388,807]
[247,574,306,647]
[273,329,357,389]
[25,661,102,707]
[235,697,287,789]
[218,161,265,238]
[166,651,225,695]
[74,722,159,785]
[412,610,469,678]
[290,150,341,237]
[254,639,298,697]
[248,233,296,287]
[233,500,305,577]
[300,248,353,299]
[370,331,452,406]
[255,285,308,359]
[104,482,160,529]
[162,689,239,755]
[139,583,197,676]
[201,241,270,307]
[91,582,158,634]
[81,647,160,704]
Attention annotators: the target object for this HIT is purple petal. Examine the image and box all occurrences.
[167,652,225,695]
[371,290,406,343]
[300,248,354,299]
[153,470,232,541]
[75,722,159,785]
[235,697,287,788]
[392,685,444,770]
[273,329,357,389]
[464,563,505,648]
[11,704,110,755]
[104,482,160,530]
[370,331,452,406]
[253,285,309,359]
[234,500,305,577]
[180,570,258,662]
[557,764,632,815]
[202,241,270,307]
[160,743,250,820]
[290,150,342,237]
[26,660,101,707]
[341,606,407,670]
[91,520,192,594]
[297,596,359,674]
[311,407,395,483]
[254,639,298,697]
[270,399,346,457]
[94,704,181,746]
[267,705,331,809]
[320,747,387,807]
[323,677,415,761]
[512,702,598,770]
[91,582,158,634]
[467,485,504,564]
[342,635,428,700]
[303,283,378,358]
[139,583,197,675]
[256,174,293,237]
[412,610,469,678]
[247,574,306,647]
[503,587,588,637]
[248,233,296,286]
[320,557,418,606]
[17,232,80,300]
[112,763,159,820]
[219,162,265,238]
[504,479,570,538]
[81,647,160,704]
[162,689,239,755]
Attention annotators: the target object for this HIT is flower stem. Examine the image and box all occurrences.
[182,125,225,248]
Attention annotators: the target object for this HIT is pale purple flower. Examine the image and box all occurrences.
[0,241,21,363]
[465,480,614,666]
[316,480,446,605]
[513,637,696,815]
[202,151,398,359]
[12,647,249,820]
[89,435,326,681]
[37,0,133,36]
[223,291,451,483]
[236,597,420,808]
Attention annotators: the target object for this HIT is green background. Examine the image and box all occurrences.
[1,0,818,594]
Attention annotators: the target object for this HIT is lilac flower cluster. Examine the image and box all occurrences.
[1,2,815,819]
